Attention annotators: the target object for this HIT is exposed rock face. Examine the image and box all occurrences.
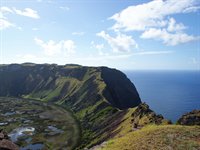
[131,103,171,127]
[177,110,200,125]
[0,129,19,150]
[101,67,141,109]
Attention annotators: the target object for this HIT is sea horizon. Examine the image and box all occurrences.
[125,70,200,122]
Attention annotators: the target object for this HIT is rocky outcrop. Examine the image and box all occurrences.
[0,129,19,150]
[131,103,171,127]
[101,67,141,109]
[177,110,200,125]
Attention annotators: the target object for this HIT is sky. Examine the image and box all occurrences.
[0,0,200,70]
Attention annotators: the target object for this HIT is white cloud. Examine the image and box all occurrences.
[0,7,13,15]
[0,7,40,30]
[0,19,15,30]
[134,50,174,55]
[91,41,104,50]
[34,37,76,56]
[91,41,106,56]
[95,44,104,51]
[141,28,199,46]
[72,32,85,36]
[108,0,199,46]
[97,31,138,53]
[59,6,70,11]
[167,18,186,32]
[34,38,62,56]
[0,7,14,29]
[183,6,200,13]
[110,0,200,31]
[63,40,76,55]
[13,7,40,19]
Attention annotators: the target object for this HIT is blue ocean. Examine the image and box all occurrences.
[124,70,200,123]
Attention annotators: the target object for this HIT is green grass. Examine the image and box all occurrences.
[112,108,136,137]
[99,125,200,150]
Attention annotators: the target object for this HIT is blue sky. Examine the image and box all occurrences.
[0,0,200,70]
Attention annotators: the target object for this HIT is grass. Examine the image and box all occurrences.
[99,125,200,150]
[112,108,136,137]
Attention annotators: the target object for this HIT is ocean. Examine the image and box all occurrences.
[124,70,200,123]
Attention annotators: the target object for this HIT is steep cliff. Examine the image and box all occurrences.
[0,63,141,148]
[0,63,141,109]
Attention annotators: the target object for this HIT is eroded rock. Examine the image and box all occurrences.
[131,103,171,127]
[177,110,200,125]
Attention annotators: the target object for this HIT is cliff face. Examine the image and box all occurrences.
[0,63,141,110]
[101,67,141,109]
[0,63,141,148]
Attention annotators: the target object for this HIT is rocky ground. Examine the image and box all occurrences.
[0,129,19,150]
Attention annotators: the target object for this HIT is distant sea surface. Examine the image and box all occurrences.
[124,70,200,122]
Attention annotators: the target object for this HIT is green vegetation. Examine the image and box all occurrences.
[0,63,141,148]
[99,125,200,150]
[1,63,199,150]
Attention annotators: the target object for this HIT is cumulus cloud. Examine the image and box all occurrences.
[0,7,13,16]
[110,0,200,31]
[91,41,106,56]
[0,7,15,30]
[63,40,76,55]
[0,19,15,30]
[91,41,104,50]
[13,8,40,19]
[167,18,186,32]
[97,31,138,53]
[109,0,200,45]
[34,37,75,56]
[141,28,198,46]
[0,6,40,30]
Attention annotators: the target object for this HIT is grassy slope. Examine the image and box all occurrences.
[0,64,141,149]
[99,125,200,150]
[23,66,122,149]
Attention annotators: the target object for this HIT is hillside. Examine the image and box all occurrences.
[96,125,200,150]
[0,63,140,109]
[0,63,141,148]
[1,63,198,150]
[90,107,200,150]
[177,110,200,125]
